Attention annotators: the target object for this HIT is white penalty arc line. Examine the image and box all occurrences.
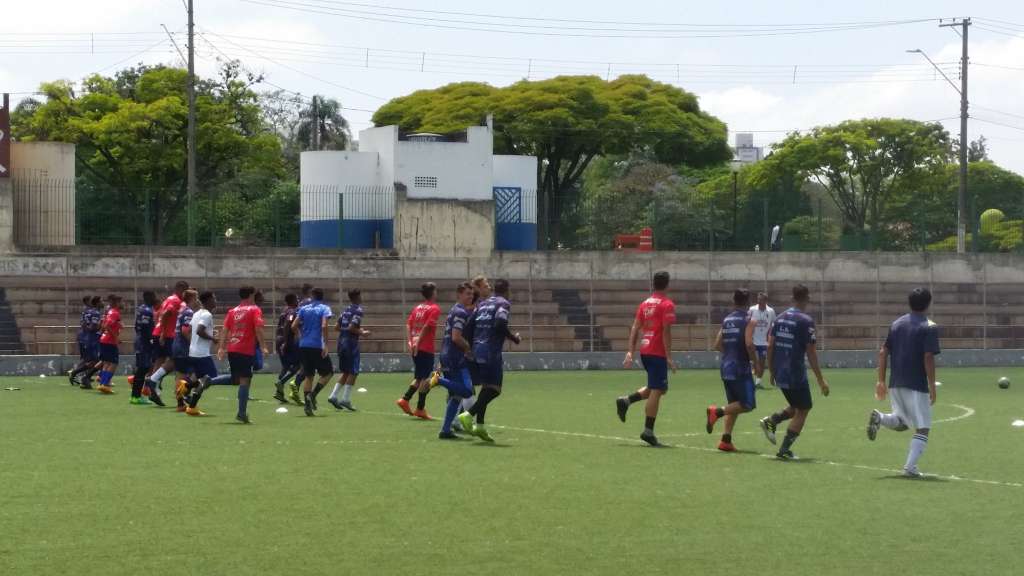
[935,403,975,424]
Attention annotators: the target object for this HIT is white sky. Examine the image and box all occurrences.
[2,0,1023,173]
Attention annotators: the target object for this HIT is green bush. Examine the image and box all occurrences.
[783,215,840,250]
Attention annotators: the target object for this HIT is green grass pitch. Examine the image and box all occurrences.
[1,368,1022,575]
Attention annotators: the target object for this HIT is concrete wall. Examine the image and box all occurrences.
[395,126,493,201]
[10,142,75,246]
[394,191,495,257]
[4,348,1024,376]
[0,179,11,253]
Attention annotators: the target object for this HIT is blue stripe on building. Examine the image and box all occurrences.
[301,219,394,249]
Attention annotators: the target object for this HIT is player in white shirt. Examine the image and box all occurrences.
[748,292,776,389]
[183,291,232,416]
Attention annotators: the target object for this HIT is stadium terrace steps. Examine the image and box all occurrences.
[0,289,26,355]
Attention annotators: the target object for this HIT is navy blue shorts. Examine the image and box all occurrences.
[79,335,100,360]
[135,351,153,372]
[781,385,813,410]
[228,352,255,379]
[99,343,119,364]
[154,338,173,359]
[467,362,480,386]
[299,347,333,377]
[755,345,768,360]
[339,348,361,375]
[475,361,504,387]
[191,356,219,379]
[279,345,300,369]
[442,368,474,398]
[724,375,756,410]
[173,355,193,375]
[413,351,435,380]
[641,355,669,391]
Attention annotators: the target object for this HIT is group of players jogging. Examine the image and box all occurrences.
[70,269,940,473]
[616,271,940,477]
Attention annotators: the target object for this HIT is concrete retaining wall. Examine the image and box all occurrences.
[4,349,1024,377]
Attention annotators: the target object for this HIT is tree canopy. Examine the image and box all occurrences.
[13,63,288,244]
[373,75,731,247]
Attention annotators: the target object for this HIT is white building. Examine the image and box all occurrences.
[733,132,764,165]
[300,120,538,254]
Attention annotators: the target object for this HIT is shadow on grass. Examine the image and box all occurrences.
[877,474,949,483]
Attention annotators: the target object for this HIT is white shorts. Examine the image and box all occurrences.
[890,387,932,430]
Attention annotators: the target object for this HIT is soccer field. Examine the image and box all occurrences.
[1,368,1022,575]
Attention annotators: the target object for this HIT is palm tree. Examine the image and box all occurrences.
[296,95,352,151]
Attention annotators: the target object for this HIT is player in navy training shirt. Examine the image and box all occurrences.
[762,284,830,459]
[706,289,760,452]
[432,282,476,439]
[329,289,369,411]
[129,291,159,404]
[457,278,521,442]
[866,288,941,477]
[70,296,102,387]
[286,283,316,406]
[273,293,302,404]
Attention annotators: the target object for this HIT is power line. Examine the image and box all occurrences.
[972,117,1024,132]
[238,0,938,39]
[972,105,1024,122]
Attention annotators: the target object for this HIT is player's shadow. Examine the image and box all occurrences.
[771,457,818,464]
[469,443,513,449]
[876,474,949,483]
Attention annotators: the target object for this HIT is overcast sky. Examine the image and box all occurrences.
[3,0,1023,173]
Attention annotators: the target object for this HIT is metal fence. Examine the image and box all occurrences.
[9,176,1024,254]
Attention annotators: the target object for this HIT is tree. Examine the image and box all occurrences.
[372,75,731,248]
[296,95,352,151]
[954,135,990,162]
[750,119,952,237]
[13,62,286,244]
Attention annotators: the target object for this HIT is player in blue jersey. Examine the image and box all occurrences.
[292,287,334,416]
[457,278,521,442]
[431,282,476,439]
[171,289,199,412]
[70,296,103,389]
[706,289,760,452]
[329,289,369,411]
[273,293,301,404]
[287,283,316,405]
[129,291,159,405]
[761,284,829,459]
[866,288,941,478]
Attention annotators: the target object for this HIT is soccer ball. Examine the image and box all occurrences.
[224,227,235,239]
[998,377,1011,389]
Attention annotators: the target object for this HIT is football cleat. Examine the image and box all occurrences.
[304,396,315,417]
[428,371,442,389]
[438,431,461,440]
[412,409,433,421]
[79,382,93,390]
[185,407,206,417]
[288,382,302,406]
[473,424,494,443]
[272,391,287,404]
[706,405,720,434]
[68,370,79,386]
[867,409,882,441]
[338,400,357,412]
[97,384,114,395]
[148,392,166,407]
[395,398,413,416]
[717,441,736,452]
[236,413,251,424]
[903,467,922,478]
[640,431,662,447]
[759,416,777,445]
[615,397,629,423]
[328,397,344,411]
[175,379,189,399]
[175,405,187,413]
[129,396,150,406]
[776,449,797,460]
[457,412,475,435]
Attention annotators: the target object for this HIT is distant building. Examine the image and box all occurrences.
[300,118,538,254]
[732,133,763,165]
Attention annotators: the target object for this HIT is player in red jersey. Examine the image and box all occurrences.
[615,271,677,446]
[218,285,267,424]
[144,280,189,406]
[396,282,442,420]
[96,294,123,395]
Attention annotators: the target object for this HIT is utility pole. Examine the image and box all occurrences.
[186,0,197,246]
[312,95,320,150]
[939,17,971,254]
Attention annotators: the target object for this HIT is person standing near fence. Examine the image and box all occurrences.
[749,292,776,389]
[96,295,123,395]
[866,288,940,478]
[614,271,676,447]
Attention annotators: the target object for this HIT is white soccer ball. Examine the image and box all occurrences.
[275,406,288,414]
[224,227,235,238]
[998,377,1011,389]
